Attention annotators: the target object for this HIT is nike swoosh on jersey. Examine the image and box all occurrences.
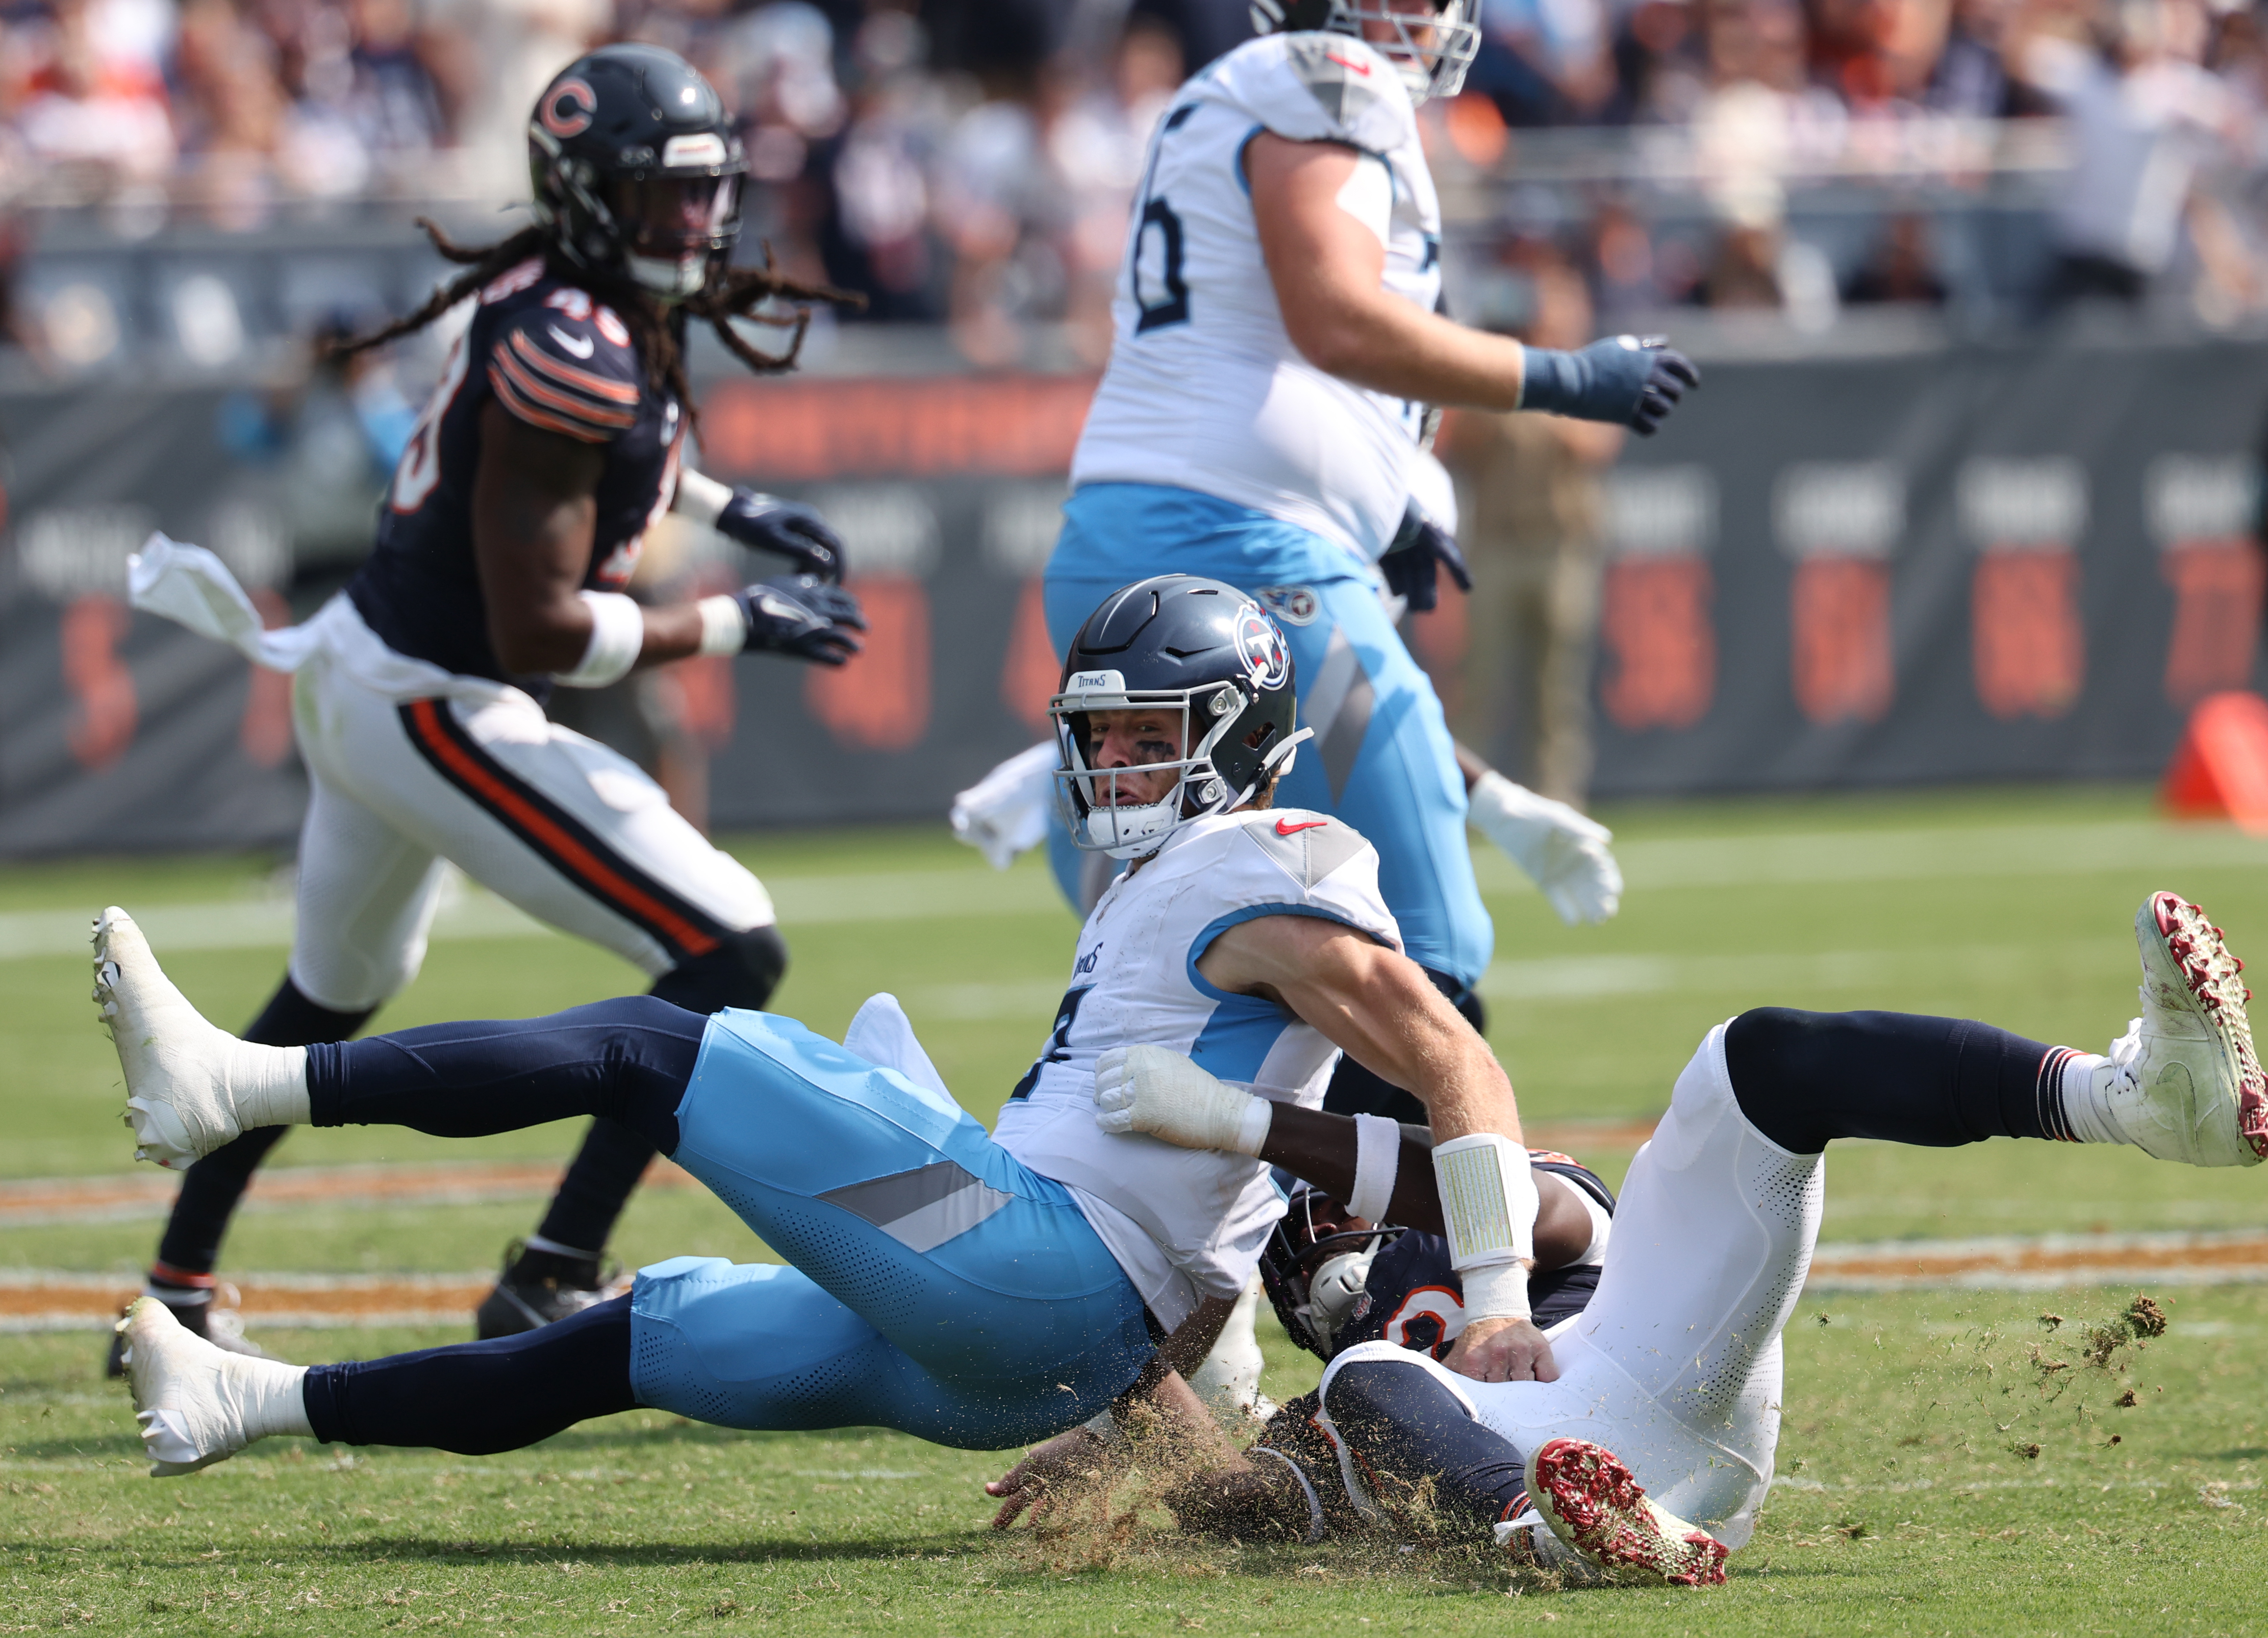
[1275,818,1328,835]
[548,326,596,358]
[1323,51,1372,75]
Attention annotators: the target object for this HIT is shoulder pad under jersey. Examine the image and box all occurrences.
[1200,32,1416,155]
[485,285,643,445]
[1223,808,1373,891]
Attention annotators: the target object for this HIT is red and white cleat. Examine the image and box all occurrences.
[2105,893,2268,1168]
[1527,1437,1729,1588]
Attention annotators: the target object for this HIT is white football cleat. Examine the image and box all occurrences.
[94,907,304,1170]
[2100,893,2268,1168]
[116,1296,291,1477]
[1527,1437,1729,1587]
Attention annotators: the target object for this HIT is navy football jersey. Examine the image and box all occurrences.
[1331,1153,1615,1363]
[348,258,685,686]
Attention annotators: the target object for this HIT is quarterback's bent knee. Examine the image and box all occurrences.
[652,924,788,1015]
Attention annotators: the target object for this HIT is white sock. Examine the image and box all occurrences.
[230,1355,315,1441]
[224,1041,310,1129]
[2056,1049,2125,1145]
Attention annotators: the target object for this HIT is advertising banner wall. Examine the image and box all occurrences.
[0,338,2262,856]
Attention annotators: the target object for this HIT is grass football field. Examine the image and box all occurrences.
[4,784,2266,1634]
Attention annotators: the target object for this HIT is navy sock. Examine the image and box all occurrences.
[1322,1359,1529,1535]
[303,1294,636,1453]
[303,995,703,1154]
[535,1119,658,1254]
[154,979,374,1275]
[1724,1008,2070,1155]
[529,933,787,1255]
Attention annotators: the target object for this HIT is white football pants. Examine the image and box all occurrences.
[286,645,774,1012]
[1319,1022,1819,1549]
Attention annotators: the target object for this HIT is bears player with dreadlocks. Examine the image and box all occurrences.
[117,44,868,1373]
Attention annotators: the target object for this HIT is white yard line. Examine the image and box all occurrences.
[8,1225,2264,1330]
[8,817,2256,962]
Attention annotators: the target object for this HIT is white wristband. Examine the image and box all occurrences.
[695,594,747,657]
[1461,1260,1533,1323]
[556,591,644,688]
[673,468,732,528]
[1346,1113,1400,1224]
[1432,1133,1538,1269]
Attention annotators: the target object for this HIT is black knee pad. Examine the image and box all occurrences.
[649,924,788,1015]
[1722,1008,1819,1145]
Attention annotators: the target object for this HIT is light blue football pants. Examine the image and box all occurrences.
[628,1010,1154,1449]
[1043,481,1493,990]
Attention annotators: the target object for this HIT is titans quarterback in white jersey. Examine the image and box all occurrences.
[1035,2,1697,1064]
[101,578,1562,1487]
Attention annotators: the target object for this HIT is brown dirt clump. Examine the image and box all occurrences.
[2125,1294,2169,1338]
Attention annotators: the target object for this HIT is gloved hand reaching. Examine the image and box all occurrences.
[1094,1044,1273,1156]
[726,576,866,667]
[712,491,847,581]
[1466,770,1623,926]
[1380,504,1473,613]
[1518,336,1699,436]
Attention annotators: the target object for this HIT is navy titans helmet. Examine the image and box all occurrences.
[1052,575,1310,859]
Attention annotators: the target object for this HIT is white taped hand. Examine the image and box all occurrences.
[1466,770,1623,926]
[1094,1044,1273,1156]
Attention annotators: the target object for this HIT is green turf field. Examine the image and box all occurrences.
[5,785,2267,1632]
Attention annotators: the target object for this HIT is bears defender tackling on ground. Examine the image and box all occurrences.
[117,43,869,1369]
[1056,892,2268,1583]
[99,579,1558,1483]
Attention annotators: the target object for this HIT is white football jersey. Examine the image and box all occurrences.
[1070,32,1442,565]
[992,806,1401,1329]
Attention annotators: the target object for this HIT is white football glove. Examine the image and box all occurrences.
[1467,769,1623,926]
[948,741,1056,871]
[1094,1044,1273,1156]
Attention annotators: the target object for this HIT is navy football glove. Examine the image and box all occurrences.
[1380,505,1472,613]
[1519,336,1700,436]
[713,490,846,581]
[737,576,866,667]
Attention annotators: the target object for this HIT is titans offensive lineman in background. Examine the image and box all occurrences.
[117,44,868,1371]
[944,0,1695,1417]
[957,0,1698,1062]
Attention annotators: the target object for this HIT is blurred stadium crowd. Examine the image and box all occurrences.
[4,0,2268,358]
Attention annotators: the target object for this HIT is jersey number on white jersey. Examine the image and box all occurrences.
[1009,986,1092,1102]
[1129,105,1199,334]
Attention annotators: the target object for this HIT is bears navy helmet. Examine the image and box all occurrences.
[529,44,748,299]
[1052,575,1310,859]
